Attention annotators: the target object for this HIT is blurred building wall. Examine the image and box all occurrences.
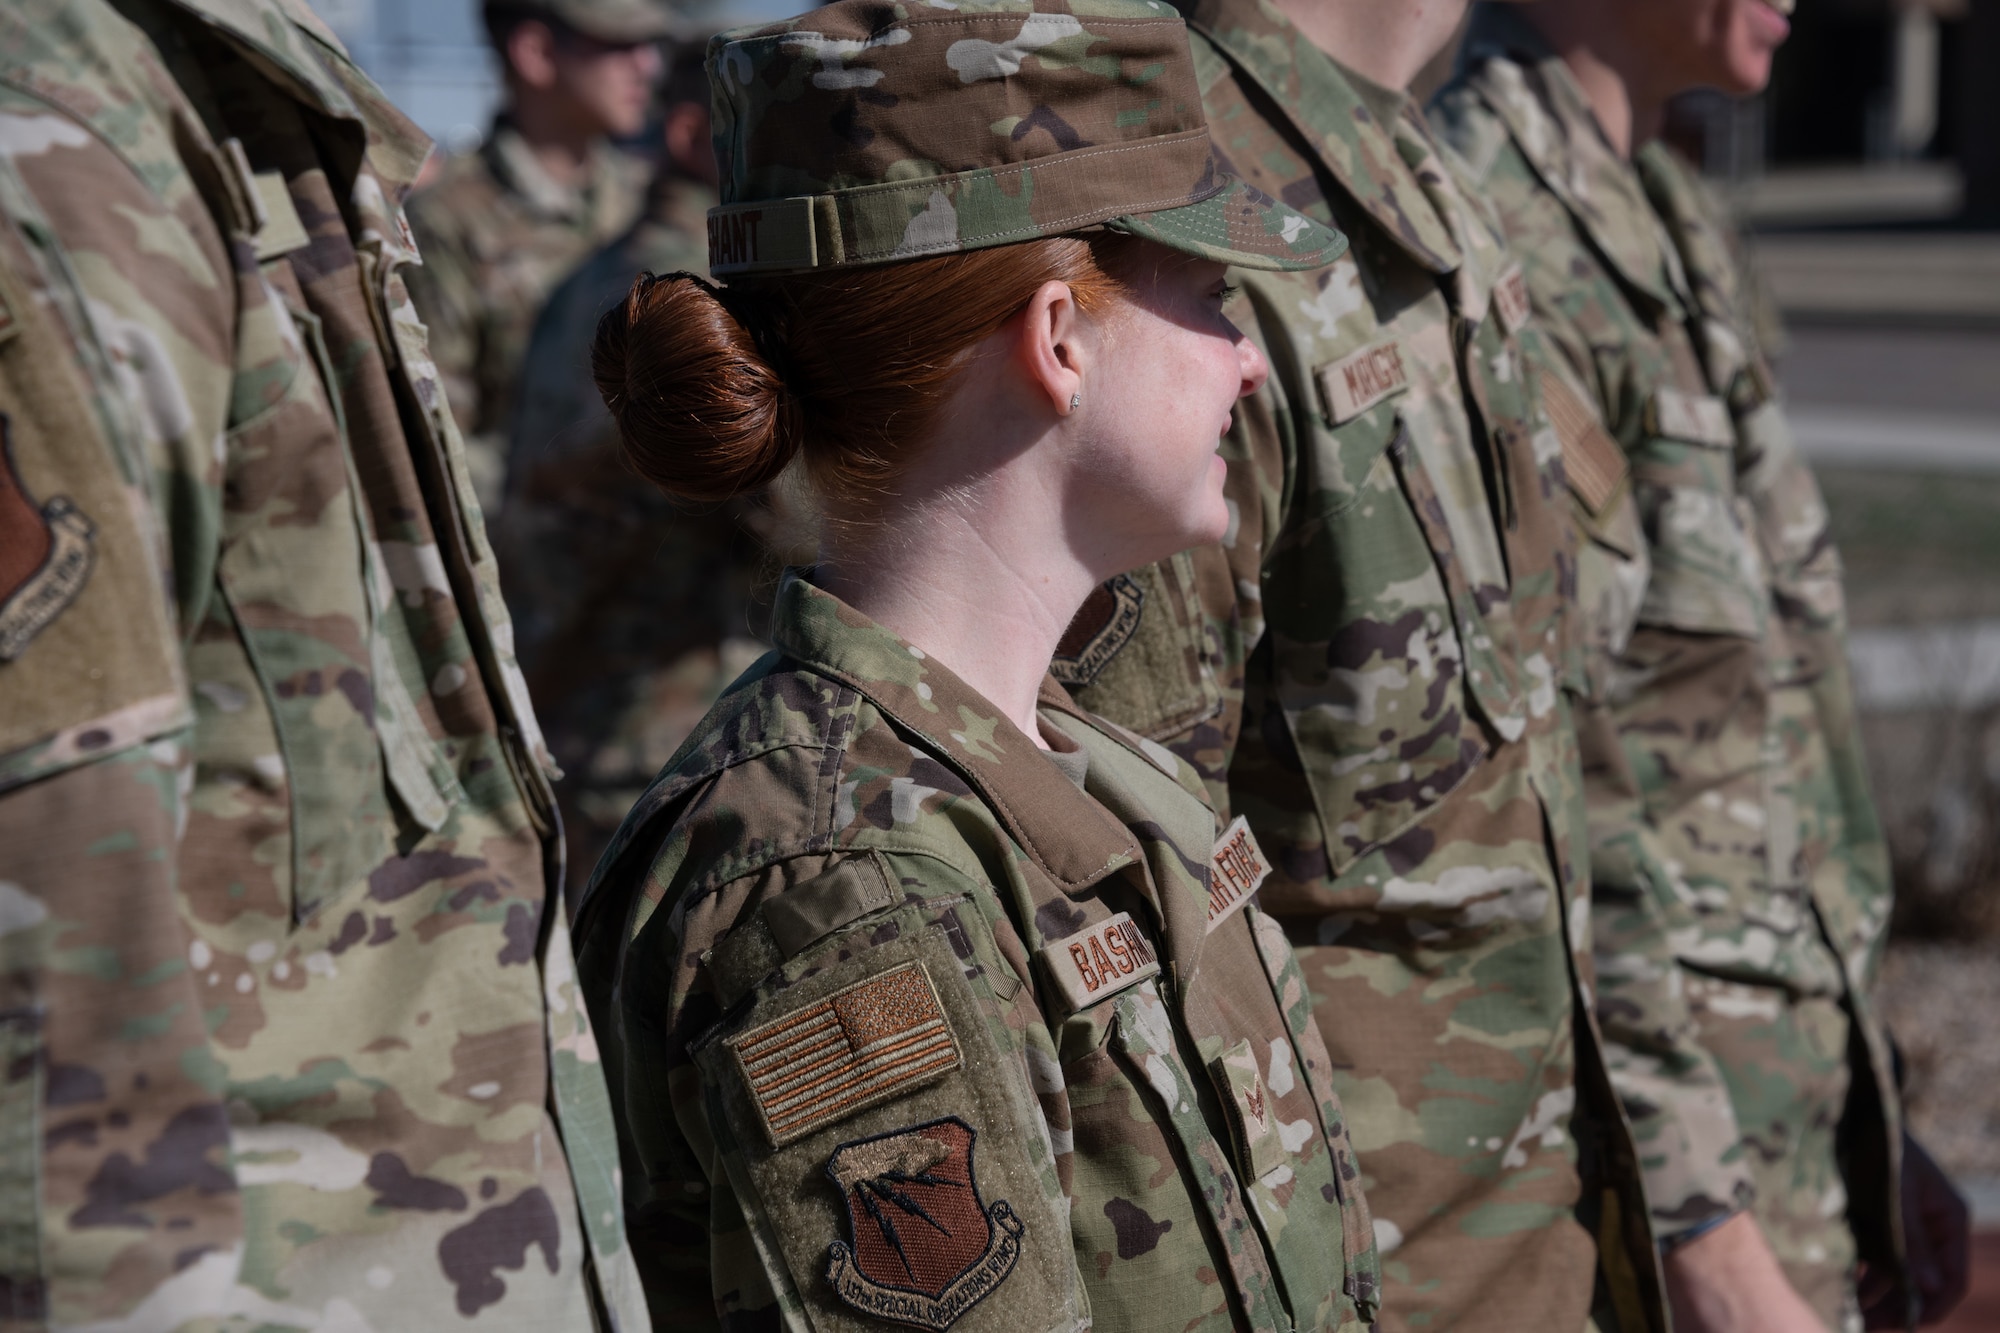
[309,0,502,153]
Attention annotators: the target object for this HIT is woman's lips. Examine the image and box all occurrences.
[1748,0,1793,44]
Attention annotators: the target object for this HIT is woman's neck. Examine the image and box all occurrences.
[1526,4,1669,159]
[816,478,1099,752]
[1271,0,1470,94]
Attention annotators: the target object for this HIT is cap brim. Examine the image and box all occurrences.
[1106,176,1345,272]
[564,9,678,42]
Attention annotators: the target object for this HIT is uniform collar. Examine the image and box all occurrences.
[1634,142,1757,387]
[483,123,638,225]
[487,123,587,221]
[1458,5,1681,309]
[1182,0,1462,275]
[167,0,431,201]
[771,574,1142,895]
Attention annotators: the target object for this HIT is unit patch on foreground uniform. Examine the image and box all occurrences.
[825,1117,1024,1331]
[1206,816,1271,932]
[730,962,963,1147]
[1049,572,1144,687]
[0,416,95,661]
[1038,911,1160,1011]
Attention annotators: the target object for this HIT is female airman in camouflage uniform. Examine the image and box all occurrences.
[570,2,1387,1329]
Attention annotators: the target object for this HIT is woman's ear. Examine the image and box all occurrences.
[1012,279,1091,418]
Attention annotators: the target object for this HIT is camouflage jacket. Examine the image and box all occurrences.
[1060,1,1663,1328]
[573,574,1383,1333]
[404,121,649,510]
[1437,5,1902,1274]
[496,170,791,898]
[0,0,646,1326]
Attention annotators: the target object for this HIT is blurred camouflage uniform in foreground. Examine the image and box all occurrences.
[501,151,799,901]
[1063,0,1664,1327]
[0,0,645,1325]
[403,0,662,511]
[1438,9,1903,1327]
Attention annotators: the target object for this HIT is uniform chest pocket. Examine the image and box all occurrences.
[1629,388,1767,641]
[216,272,456,924]
[1058,980,1293,1331]
[1260,416,1494,878]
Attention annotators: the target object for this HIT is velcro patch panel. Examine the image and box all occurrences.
[730,961,963,1147]
[1039,912,1160,1012]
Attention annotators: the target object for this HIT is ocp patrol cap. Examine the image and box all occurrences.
[703,0,1346,277]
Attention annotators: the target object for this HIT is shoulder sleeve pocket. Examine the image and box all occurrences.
[690,901,1087,1333]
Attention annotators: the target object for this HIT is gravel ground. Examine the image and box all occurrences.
[1876,940,2000,1185]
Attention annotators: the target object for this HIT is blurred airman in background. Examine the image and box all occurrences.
[405,0,672,510]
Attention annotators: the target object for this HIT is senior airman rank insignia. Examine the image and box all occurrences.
[825,1117,1023,1331]
[730,962,962,1147]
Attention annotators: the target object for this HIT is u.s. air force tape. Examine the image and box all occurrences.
[1206,815,1271,933]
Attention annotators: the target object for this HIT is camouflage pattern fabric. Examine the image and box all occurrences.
[404,123,649,511]
[1437,11,1903,1326]
[1061,2,1665,1328]
[500,168,801,900]
[0,0,647,1325]
[701,0,1345,277]
[573,574,1382,1332]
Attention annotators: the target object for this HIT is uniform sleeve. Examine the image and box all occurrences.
[0,81,246,1321]
[1506,256,1761,1241]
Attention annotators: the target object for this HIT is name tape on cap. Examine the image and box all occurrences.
[1207,815,1271,933]
[1319,337,1410,424]
[707,198,824,276]
[1040,912,1160,1011]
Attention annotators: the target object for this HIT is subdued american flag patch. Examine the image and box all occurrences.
[730,962,963,1147]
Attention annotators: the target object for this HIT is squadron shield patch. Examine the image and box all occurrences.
[824,1117,1023,1331]
[0,416,95,661]
[730,962,963,1147]
[1049,573,1144,687]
